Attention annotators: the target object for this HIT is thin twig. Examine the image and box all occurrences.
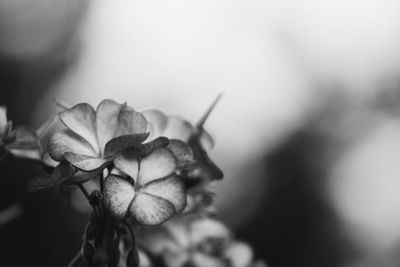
[66,250,84,267]
[78,184,90,202]
[196,93,223,129]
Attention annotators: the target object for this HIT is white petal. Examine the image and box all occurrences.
[130,193,175,225]
[142,109,168,140]
[138,148,176,185]
[141,176,186,212]
[191,252,227,267]
[104,175,135,220]
[48,130,97,161]
[96,99,122,153]
[114,105,147,137]
[189,218,231,245]
[64,152,108,171]
[114,154,139,183]
[59,103,99,154]
[224,242,254,267]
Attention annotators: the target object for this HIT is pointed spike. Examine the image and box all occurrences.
[196,93,223,129]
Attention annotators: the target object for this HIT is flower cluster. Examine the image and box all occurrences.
[139,217,266,267]
[2,97,265,267]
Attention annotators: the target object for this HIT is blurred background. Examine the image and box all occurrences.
[2,0,400,266]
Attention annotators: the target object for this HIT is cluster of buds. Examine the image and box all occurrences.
[1,97,265,267]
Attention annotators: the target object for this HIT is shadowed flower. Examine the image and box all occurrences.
[0,106,41,160]
[104,147,186,225]
[141,217,266,267]
[48,99,148,172]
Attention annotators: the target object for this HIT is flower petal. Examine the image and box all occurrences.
[103,133,149,157]
[114,154,139,183]
[142,109,168,140]
[167,139,194,168]
[224,242,253,267]
[130,193,175,225]
[104,175,135,220]
[141,176,186,213]
[28,161,75,191]
[138,148,176,185]
[191,252,227,267]
[0,106,7,135]
[59,103,99,154]
[189,219,231,245]
[48,130,97,161]
[7,126,39,149]
[96,99,123,153]
[114,105,147,137]
[64,152,108,171]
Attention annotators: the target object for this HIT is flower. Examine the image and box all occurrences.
[141,217,266,267]
[142,108,223,214]
[0,106,41,160]
[104,146,186,225]
[48,99,148,172]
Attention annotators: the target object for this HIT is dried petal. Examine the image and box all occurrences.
[130,193,175,225]
[59,103,99,154]
[103,133,149,157]
[141,176,186,213]
[104,175,135,220]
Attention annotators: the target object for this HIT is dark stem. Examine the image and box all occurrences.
[99,171,104,193]
[78,183,90,202]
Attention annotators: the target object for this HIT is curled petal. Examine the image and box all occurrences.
[114,154,139,183]
[65,166,106,184]
[142,109,168,140]
[114,105,147,137]
[96,99,122,152]
[130,193,175,225]
[48,130,97,162]
[141,176,186,213]
[138,148,176,185]
[64,152,108,171]
[104,175,135,220]
[224,242,254,267]
[103,133,149,157]
[59,103,99,154]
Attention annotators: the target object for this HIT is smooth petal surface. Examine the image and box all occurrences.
[224,242,253,267]
[141,176,186,213]
[130,193,175,225]
[114,154,139,183]
[142,109,168,140]
[0,106,7,135]
[104,175,135,220]
[191,252,227,267]
[7,126,39,149]
[138,148,176,185]
[114,105,147,137]
[59,103,99,154]
[96,99,122,152]
[48,130,97,161]
[189,219,231,245]
[64,152,108,171]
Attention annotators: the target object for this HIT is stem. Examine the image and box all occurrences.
[66,250,84,267]
[78,184,90,202]
[99,171,104,193]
